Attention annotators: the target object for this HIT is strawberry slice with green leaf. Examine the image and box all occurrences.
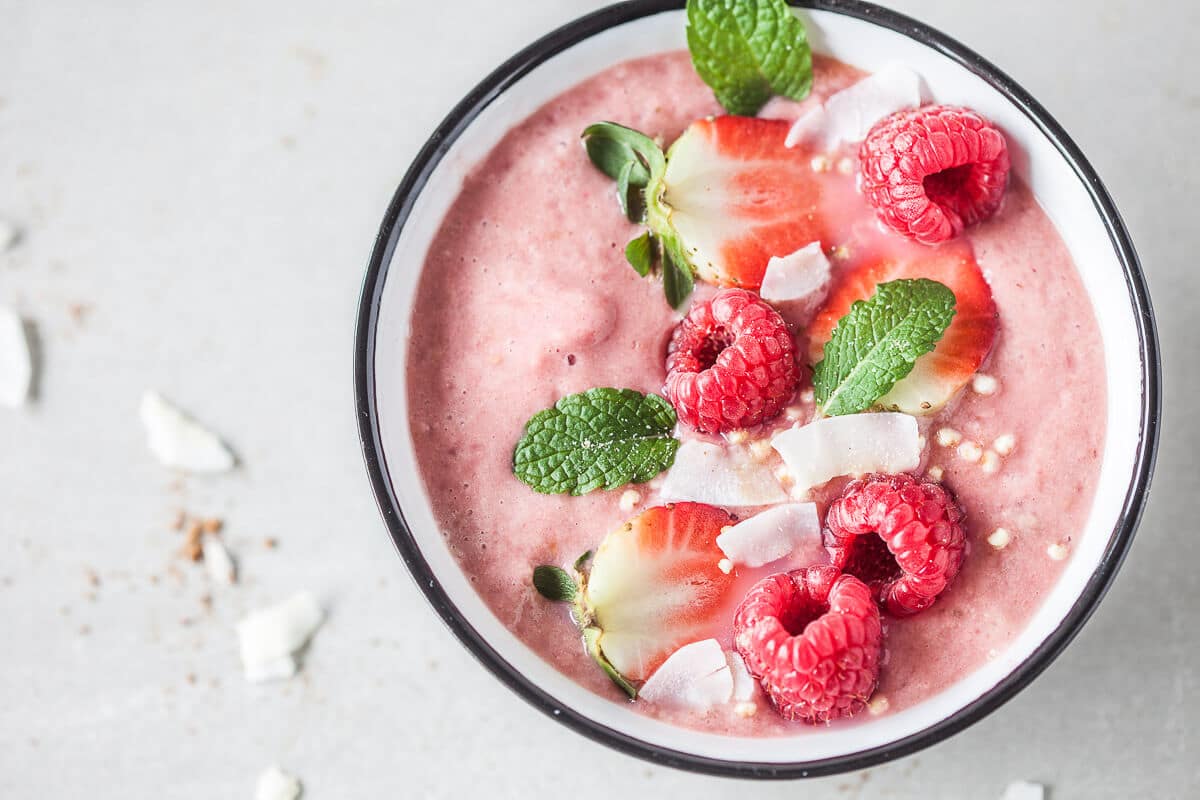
[532,502,737,695]
[808,243,998,415]
[581,0,820,304]
[645,116,828,291]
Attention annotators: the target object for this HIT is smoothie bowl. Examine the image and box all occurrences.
[355,0,1159,777]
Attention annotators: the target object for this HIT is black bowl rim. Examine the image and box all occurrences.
[354,0,1161,779]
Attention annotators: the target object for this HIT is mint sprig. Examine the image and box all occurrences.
[531,555,638,700]
[532,565,578,602]
[582,123,695,310]
[813,279,957,416]
[582,123,694,309]
[661,239,695,312]
[582,122,665,223]
[686,0,814,116]
[513,388,680,495]
[624,232,654,277]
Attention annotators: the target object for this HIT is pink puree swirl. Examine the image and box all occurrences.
[405,52,1105,735]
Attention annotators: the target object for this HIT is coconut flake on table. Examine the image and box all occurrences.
[1000,782,1045,800]
[638,639,733,711]
[716,503,821,568]
[786,64,922,149]
[772,412,922,496]
[140,390,236,473]
[659,439,788,506]
[201,535,237,584]
[255,765,302,800]
[0,307,32,408]
[759,242,831,311]
[237,592,323,683]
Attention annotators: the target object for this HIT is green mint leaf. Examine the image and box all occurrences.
[616,159,646,223]
[661,238,695,311]
[512,388,680,496]
[583,625,638,699]
[813,279,957,416]
[625,232,655,277]
[582,121,688,312]
[582,122,664,184]
[583,122,664,223]
[532,565,578,602]
[573,550,594,573]
[686,0,814,116]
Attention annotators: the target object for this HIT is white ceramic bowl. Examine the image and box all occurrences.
[355,0,1160,777]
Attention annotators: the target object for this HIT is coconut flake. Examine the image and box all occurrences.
[726,651,757,703]
[716,503,820,568]
[140,391,236,473]
[638,639,733,711]
[1001,782,1045,800]
[786,64,922,149]
[237,592,323,683]
[202,535,237,584]
[255,765,302,800]
[0,308,32,408]
[759,242,832,310]
[771,413,922,496]
[659,439,788,506]
[245,656,298,683]
[785,105,827,149]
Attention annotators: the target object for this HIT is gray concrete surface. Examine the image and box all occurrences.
[0,1,1193,797]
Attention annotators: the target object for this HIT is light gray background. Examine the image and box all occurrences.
[0,1,1192,797]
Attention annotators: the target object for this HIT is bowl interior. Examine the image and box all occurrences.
[364,5,1148,769]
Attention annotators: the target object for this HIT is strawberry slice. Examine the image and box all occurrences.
[646,116,827,290]
[583,502,736,683]
[807,242,998,414]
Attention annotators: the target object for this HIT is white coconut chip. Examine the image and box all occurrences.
[771,413,922,496]
[716,503,821,568]
[659,439,788,506]
[245,656,299,684]
[1001,781,1045,800]
[0,307,32,408]
[725,651,757,703]
[759,242,831,310]
[140,391,236,473]
[638,639,733,711]
[785,105,828,150]
[237,592,323,683]
[255,765,302,800]
[786,64,922,149]
[202,535,237,584]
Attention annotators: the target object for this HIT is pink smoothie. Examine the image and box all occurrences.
[405,51,1105,734]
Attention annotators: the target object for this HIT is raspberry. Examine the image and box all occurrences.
[664,288,797,433]
[859,105,1010,244]
[733,565,882,723]
[824,473,966,617]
